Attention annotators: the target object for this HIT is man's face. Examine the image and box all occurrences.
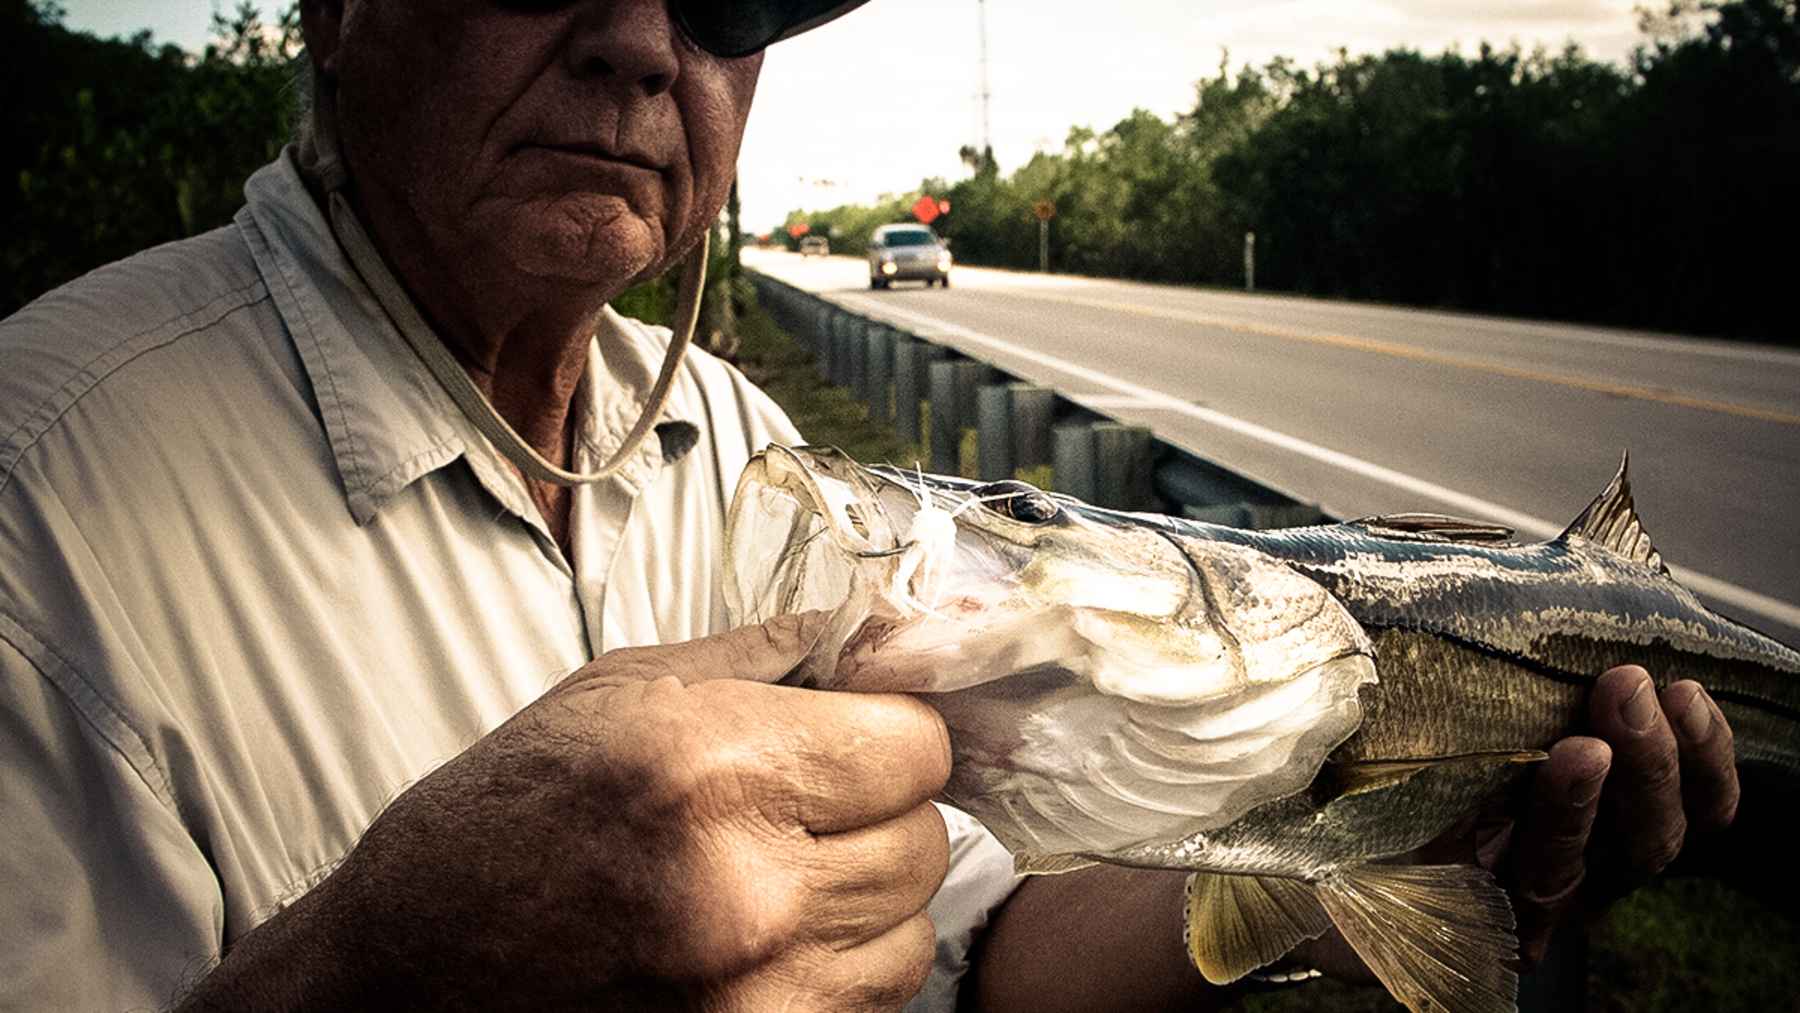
[328,0,762,292]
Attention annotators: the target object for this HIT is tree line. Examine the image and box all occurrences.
[786,0,1798,343]
[2,0,304,319]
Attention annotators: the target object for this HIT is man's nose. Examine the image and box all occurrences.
[565,0,681,95]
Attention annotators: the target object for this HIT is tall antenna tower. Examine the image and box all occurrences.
[976,0,993,157]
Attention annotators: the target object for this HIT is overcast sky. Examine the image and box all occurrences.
[62,1,1652,233]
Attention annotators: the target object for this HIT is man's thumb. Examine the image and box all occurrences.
[598,610,831,686]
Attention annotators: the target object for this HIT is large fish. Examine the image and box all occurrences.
[723,445,1800,1013]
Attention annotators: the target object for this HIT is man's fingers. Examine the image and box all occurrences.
[1589,665,1686,882]
[596,611,831,686]
[802,802,950,948]
[1661,681,1740,833]
[758,686,952,834]
[1508,737,1610,966]
[806,910,938,1012]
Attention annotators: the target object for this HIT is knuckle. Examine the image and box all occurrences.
[905,702,953,789]
[1634,825,1685,874]
[1710,713,1736,760]
[1520,862,1585,906]
[851,916,936,1010]
[1542,823,1594,858]
[1630,748,1683,797]
[678,859,803,978]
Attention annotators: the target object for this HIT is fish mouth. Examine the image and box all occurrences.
[725,445,1039,688]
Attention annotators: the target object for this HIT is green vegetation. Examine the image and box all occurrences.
[3,0,304,317]
[785,0,1799,343]
[1246,877,1800,1012]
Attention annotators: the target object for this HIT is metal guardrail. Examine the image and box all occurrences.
[749,271,1332,529]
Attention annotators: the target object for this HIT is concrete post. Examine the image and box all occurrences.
[977,384,1014,481]
[866,325,894,424]
[951,361,986,436]
[928,360,961,474]
[894,339,943,447]
[831,312,852,386]
[846,318,869,400]
[1009,384,1055,469]
[1052,422,1097,503]
[1093,423,1155,510]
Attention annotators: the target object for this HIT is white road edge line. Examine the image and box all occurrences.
[837,293,1800,632]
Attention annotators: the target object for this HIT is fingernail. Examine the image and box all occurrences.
[1622,677,1657,732]
[1677,691,1712,741]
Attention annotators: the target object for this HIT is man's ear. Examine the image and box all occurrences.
[300,0,347,80]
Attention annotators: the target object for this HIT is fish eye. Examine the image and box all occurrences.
[972,481,1060,524]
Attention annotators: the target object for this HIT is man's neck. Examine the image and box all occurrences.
[347,186,604,555]
[351,187,605,467]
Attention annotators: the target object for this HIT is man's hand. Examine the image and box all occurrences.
[1298,663,1741,978]
[180,614,952,1011]
[1502,664,1738,965]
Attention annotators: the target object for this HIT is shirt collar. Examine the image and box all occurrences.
[236,148,666,527]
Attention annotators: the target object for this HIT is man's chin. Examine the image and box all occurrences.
[497,196,667,289]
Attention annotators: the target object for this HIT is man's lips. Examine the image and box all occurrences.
[520,142,667,173]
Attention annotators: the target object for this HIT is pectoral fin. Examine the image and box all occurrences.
[1182,873,1331,985]
[1316,863,1519,1013]
[1013,852,1099,876]
[1318,750,1548,804]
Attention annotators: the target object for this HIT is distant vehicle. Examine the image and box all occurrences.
[798,235,830,257]
[868,224,951,289]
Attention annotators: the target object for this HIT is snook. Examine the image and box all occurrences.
[724,446,1800,1013]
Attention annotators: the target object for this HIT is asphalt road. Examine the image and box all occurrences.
[742,249,1800,646]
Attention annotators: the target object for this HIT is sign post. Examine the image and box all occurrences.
[1033,200,1056,273]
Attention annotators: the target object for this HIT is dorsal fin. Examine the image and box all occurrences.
[1349,513,1516,544]
[1559,452,1668,574]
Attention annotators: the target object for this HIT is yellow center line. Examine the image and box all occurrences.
[1031,293,1800,427]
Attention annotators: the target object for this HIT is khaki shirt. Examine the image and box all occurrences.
[0,150,1017,1011]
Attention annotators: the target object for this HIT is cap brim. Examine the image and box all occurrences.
[771,0,873,45]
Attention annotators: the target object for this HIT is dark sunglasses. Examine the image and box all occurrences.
[494,0,868,59]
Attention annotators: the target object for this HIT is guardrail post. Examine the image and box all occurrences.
[928,360,962,474]
[821,310,837,381]
[977,385,1014,481]
[866,325,894,425]
[847,319,870,400]
[1009,384,1054,470]
[893,339,943,447]
[831,312,853,387]
[815,303,836,365]
[1052,422,1098,502]
[1093,423,1155,510]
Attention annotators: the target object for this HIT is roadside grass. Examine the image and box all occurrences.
[645,287,1800,1012]
[1245,877,1800,1012]
[731,300,924,466]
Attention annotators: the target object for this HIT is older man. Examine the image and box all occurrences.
[0,1,1739,1010]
